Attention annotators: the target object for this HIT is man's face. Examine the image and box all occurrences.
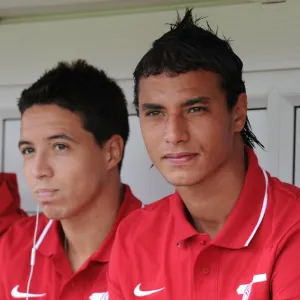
[19,104,119,220]
[138,70,246,187]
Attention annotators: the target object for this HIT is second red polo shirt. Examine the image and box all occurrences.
[108,149,300,299]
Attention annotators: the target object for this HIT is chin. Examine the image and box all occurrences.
[163,171,202,187]
[42,211,65,220]
[41,205,69,220]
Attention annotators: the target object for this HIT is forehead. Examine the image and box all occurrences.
[138,70,223,103]
[21,105,84,139]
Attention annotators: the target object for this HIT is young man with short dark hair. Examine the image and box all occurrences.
[0,60,141,299]
[108,9,300,299]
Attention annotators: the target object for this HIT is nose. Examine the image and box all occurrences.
[164,114,189,145]
[31,152,53,180]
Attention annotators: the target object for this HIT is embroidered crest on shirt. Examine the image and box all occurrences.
[89,292,109,300]
[236,274,267,299]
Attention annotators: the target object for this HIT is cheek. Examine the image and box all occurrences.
[61,161,104,198]
[23,160,34,186]
[64,156,102,178]
[141,126,161,158]
[194,117,231,145]
[203,120,233,152]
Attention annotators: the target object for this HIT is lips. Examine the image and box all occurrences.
[35,189,58,198]
[163,152,198,164]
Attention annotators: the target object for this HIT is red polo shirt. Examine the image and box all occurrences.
[108,149,300,299]
[0,185,141,300]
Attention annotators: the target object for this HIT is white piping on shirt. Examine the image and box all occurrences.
[244,170,268,247]
[26,205,53,300]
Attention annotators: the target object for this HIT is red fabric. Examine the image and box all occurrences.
[0,184,141,299]
[108,148,300,300]
[0,173,27,236]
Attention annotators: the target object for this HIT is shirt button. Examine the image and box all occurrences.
[202,267,210,275]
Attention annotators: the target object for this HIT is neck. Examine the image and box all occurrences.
[177,144,246,239]
[61,174,124,272]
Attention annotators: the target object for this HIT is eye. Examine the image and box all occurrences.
[145,110,164,117]
[21,147,34,156]
[54,144,68,151]
[188,107,207,113]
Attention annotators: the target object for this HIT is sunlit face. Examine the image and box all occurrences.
[138,70,247,187]
[19,104,122,220]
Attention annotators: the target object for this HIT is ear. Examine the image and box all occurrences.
[232,93,247,133]
[103,135,124,171]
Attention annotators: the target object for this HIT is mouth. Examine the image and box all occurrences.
[35,189,59,199]
[163,152,199,165]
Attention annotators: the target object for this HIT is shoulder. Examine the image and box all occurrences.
[269,172,300,196]
[0,210,28,236]
[115,194,173,242]
[0,214,49,252]
[268,173,300,208]
[267,174,300,241]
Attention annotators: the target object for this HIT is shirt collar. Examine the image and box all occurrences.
[171,147,268,249]
[38,184,142,261]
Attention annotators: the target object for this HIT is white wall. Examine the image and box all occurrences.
[1,0,300,210]
[1,0,300,86]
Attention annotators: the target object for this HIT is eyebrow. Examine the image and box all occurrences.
[181,97,210,107]
[141,103,164,111]
[18,134,77,149]
[141,96,211,111]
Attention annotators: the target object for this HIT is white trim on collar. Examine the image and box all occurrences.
[244,170,268,247]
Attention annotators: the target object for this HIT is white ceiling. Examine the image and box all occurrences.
[0,0,275,19]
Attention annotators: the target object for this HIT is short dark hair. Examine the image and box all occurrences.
[18,59,129,169]
[133,8,263,149]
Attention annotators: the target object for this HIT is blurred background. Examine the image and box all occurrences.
[0,0,299,213]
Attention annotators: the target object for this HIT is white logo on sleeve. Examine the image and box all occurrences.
[237,274,267,300]
[134,283,165,297]
[11,285,46,298]
[89,292,109,300]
